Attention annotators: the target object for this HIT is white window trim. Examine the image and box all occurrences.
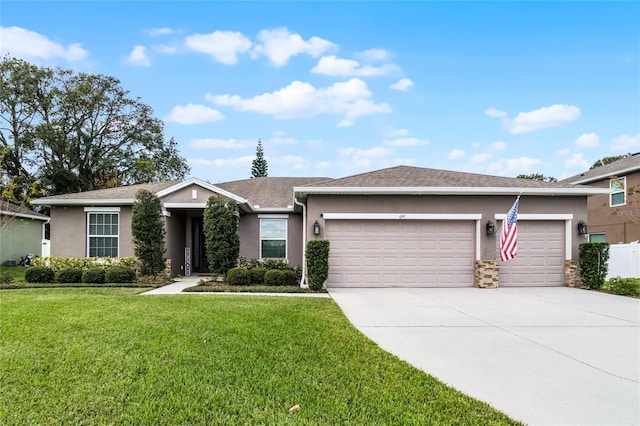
[610,177,626,207]
[86,211,120,257]
[259,217,288,260]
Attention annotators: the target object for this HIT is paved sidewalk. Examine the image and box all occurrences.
[140,277,201,294]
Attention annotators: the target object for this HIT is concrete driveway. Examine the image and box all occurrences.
[328,287,640,426]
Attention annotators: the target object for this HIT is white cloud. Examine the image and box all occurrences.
[484,108,507,118]
[0,26,89,62]
[208,78,391,125]
[448,149,465,159]
[491,141,507,151]
[390,78,414,91]
[386,127,409,136]
[611,133,640,150]
[188,138,247,149]
[337,119,354,127]
[147,27,177,36]
[506,104,580,134]
[165,104,225,124]
[338,146,393,169]
[488,156,541,174]
[127,45,150,67]
[153,45,178,54]
[565,153,590,169]
[252,27,334,66]
[384,137,429,147]
[189,156,254,168]
[184,30,252,65]
[575,132,599,147]
[357,48,391,62]
[312,55,397,77]
[271,155,308,171]
[557,148,571,156]
[471,153,492,163]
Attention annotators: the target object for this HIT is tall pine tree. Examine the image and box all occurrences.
[251,139,268,178]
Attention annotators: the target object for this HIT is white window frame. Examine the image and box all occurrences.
[588,232,606,243]
[85,208,120,258]
[610,177,626,207]
[259,215,288,260]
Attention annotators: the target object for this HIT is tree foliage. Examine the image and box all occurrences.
[589,154,630,170]
[131,189,166,276]
[516,173,558,182]
[250,139,268,178]
[306,239,330,291]
[203,196,240,275]
[0,56,189,204]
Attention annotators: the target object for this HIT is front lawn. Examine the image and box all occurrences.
[0,288,520,425]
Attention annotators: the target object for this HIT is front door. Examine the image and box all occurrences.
[191,217,209,273]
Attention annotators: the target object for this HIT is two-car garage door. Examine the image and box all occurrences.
[324,219,566,288]
[325,220,475,288]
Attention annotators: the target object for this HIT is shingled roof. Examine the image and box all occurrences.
[33,180,181,202]
[0,201,49,221]
[295,165,608,197]
[218,177,331,208]
[562,153,640,184]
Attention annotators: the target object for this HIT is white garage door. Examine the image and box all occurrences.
[498,221,564,287]
[325,220,475,288]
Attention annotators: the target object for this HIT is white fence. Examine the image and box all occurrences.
[607,242,640,279]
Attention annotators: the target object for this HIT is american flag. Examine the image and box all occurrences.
[500,198,519,262]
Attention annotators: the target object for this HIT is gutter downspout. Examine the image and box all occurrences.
[293,195,309,289]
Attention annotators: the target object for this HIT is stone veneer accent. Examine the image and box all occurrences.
[564,260,582,288]
[475,260,499,289]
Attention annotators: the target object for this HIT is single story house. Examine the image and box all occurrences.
[0,201,50,264]
[33,165,608,288]
[562,154,640,244]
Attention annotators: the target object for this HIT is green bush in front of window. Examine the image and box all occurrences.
[281,269,299,286]
[264,269,282,286]
[82,268,105,284]
[249,267,267,284]
[227,267,251,285]
[55,268,83,283]
[105,266,136,283]
[25,267,55,283]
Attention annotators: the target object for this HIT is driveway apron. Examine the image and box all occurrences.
[328,287,640,426]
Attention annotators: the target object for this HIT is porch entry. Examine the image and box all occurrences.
[191,217,209,273]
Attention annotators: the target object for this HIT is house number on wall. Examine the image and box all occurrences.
[399,214,407,219]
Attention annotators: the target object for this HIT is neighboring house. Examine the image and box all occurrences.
[33,165,607,288]
[562,154,640,244]
[0,202,50,264]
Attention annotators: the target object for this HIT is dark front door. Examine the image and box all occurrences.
[192,217,209,273]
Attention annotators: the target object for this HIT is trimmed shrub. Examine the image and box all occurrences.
[56,267,83,283]
[227,267,251,285]
[264,269,283,286]
[25,266,55,283]
[306,240,330,291]
[579,242,609,289]
[31,256,138,272]
[281,269,299,286]
[105,266,136,283]
[262,258,289,270]
[250,267,267,284]
[82,268,105,284]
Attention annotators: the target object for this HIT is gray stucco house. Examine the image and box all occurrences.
[0,202,49,264]
[33,165,607,288]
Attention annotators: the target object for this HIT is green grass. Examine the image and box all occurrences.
[0,288,520,425]
[0,265,27,281]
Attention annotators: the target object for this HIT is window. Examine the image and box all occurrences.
[260,218,287,259]
[87,212,119,257]
[610,177,626,207]
[588,233,606,243]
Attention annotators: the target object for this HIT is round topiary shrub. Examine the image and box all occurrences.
[281,269,299,286]
[105,266,136,283]
[249,266,267,284]
[264,269,283,286]
[227,267,251,285]
[82,268,105,284]
[25,266,55,283]
[55,267,83,283]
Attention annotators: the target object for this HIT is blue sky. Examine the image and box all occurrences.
[2,1,639,183]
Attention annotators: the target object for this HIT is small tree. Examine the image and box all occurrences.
[250,139,268,178]
[131,189,166,276]
[203,196,239,275]
[579,242,609,289]
[306,240,330,291]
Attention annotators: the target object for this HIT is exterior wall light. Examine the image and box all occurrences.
[577,220,588,235]
[313,220,321,236]
[486,220,495,237]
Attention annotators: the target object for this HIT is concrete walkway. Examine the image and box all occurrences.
[328,287,640,426]
[140,277,329,297]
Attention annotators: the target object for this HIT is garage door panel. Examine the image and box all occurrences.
[498,221,564,287]
[326,220,474,288]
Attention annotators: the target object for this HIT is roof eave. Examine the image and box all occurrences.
[0,210,50,221]
[293,186,610,198]
[32,198,135,206]
[565,165,640,185]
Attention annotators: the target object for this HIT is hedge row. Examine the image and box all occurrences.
[24,266,137,284]
[31,256,138,272]
[226,266,298,286]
